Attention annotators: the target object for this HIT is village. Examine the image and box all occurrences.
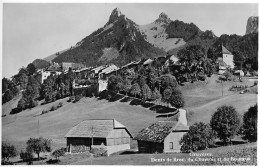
[2,4,258,166]
[2,43,258,165]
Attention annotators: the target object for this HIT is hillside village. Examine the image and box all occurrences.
[2,7,258,166]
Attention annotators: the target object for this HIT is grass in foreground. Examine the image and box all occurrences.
[72,142,256,165]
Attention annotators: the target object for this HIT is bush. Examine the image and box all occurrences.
[57,102,63,108]
[180,122,216,153]
[223,71,233,81]
[74,95,82,103]
[41,110,49,115]
[241,104,257,142]
[90,147,107,157]
[2,141,18,163]
[20,150,34,162]
[210,105,241,145]
[52,147,66,160]
[50,105,57,111]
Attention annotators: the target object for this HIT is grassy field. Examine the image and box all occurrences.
[180,75,257,125]
[2,74,257,164]
[2,96,167,151]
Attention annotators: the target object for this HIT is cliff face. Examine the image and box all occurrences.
[246,16,258,35]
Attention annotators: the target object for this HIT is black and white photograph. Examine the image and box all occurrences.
[1,1,258,165]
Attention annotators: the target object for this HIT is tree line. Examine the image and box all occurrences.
[180,104,257,153]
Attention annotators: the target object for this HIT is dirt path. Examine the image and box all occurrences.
[178,109,187,126]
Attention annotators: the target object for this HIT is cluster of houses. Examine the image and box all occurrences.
[39,44,243,89]
[64,118,189,155]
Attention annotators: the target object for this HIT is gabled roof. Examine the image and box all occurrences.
[134,121,189,143]
[65,119,132,138]
[143,58,153,65]
[222,45,232,55]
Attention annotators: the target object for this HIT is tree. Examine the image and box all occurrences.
[107,75,122,93]
[162,88,184,109]
[26,63,37,75]
[141,84,152,101]
[2,141,18,163]
[162,88,172,107]
[20,150,34,163]
[2,77,10,93]
[222,71,232,81]
[26,137,52,160]
[159,74,178,93]
[52,147,66,160]
[170,88,185,109]
[207,48,217,62]
[2,89,13,104]
[180,122,216,153]
[152,88,161,101]
[121,79,131,95]
[210,105,241,145]
[241,104,257,142]
[17,98,26,111]
[177,45,206,81]
[233,50,245,70]
[130,83,141,98]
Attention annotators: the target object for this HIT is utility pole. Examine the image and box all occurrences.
[37,118,39,137]
[221,80,223,96]
[91,126,94,147]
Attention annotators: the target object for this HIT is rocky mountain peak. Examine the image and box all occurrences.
[159,12,168,20]
[246,16,258,34]
[155,12,171,24]
[108,8,123,24]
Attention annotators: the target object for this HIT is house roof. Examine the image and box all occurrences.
[99,64,119,74]
[143,58,154,65]
[222,45,232,55]
[65,119,132,138]
[134,121,189,143]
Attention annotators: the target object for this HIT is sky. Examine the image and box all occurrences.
[2,3,258,78]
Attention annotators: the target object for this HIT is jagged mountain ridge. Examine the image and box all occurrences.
[52,8,166,67]
[52,8,217,66]
[246,16,258,35]
[48,9,257,70]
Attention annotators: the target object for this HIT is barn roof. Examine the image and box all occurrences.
[65,119,132,138]
[134,121,189,143]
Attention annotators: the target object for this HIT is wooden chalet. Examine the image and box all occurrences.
[135,121,189,153]
[65,119,132,155]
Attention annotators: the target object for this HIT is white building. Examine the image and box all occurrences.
[221,45,234,69]
[41,70,62,83]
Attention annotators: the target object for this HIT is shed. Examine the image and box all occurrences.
[234,70,245,77]
[65,119,132,155]
[135,121,189,153]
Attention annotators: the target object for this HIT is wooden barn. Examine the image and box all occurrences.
[135,121,189,153]
[65,119,132,155]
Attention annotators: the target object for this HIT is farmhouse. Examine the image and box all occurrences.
[65,119,132,156]
[135,121,189,153]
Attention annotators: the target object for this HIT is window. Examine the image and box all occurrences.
[170,142,174,150]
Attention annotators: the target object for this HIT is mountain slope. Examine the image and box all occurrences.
[52,8,166,67]
[138,13,186,52]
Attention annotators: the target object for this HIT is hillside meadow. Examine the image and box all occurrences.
[2,74,257,164]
